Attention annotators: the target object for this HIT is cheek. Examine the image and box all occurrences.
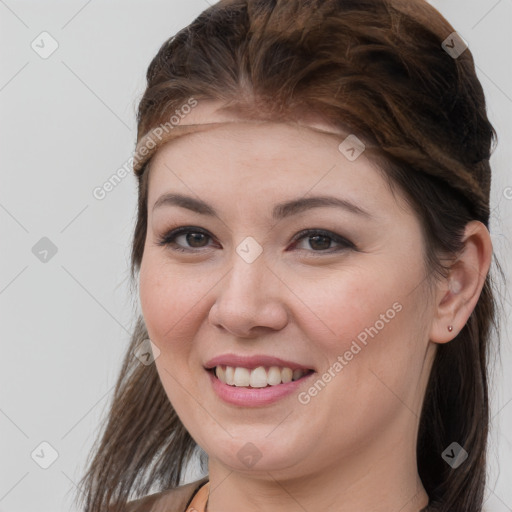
[291,265,406,351]
[139,254,201,350]
[292,257,427,397]
[138,255,206,415]
[304,264,429,420]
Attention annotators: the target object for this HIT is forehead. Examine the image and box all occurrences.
[148,121,391,211]
[150,120,347,174]
[144,99,415,225]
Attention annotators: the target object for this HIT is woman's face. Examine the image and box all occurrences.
[139,104,438,481]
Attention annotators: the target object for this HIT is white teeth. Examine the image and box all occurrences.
[249,366,268,388]
[215,366,225,382]
[233,367,250,386]
[225,366,235,385]
[267,366,282,386]
[214,365,310,387]
[281,367,293,383]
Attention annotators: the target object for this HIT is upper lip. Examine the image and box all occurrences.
[204,354,315,372]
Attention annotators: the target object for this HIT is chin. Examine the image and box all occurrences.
[207,435,306,474]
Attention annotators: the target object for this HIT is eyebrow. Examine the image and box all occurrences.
[152,193,373,220]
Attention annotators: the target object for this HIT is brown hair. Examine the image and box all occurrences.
[76,1,504,511]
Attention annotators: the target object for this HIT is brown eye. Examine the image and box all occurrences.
[304,234,332,251]
[157,226,215,252]
[291,229,355,254]
[156,226,355,255]
[183,232,209,248]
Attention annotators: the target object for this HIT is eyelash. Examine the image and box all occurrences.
[156,226,356,255]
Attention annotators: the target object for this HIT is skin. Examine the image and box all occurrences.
[138,101,492,512]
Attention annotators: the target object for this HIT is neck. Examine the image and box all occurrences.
[205,427,429,512]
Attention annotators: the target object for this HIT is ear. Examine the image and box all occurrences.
[429,220,493,344]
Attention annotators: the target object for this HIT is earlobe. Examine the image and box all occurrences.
[429,221,493,344]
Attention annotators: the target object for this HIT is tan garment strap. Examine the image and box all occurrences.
[125,477,210,512]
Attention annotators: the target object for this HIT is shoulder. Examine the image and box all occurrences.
[124,476,209,512]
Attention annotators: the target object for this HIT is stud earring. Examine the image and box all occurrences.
[450,281,462,294]
[447,325,453,332]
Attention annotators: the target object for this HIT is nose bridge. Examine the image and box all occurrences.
[208,239,289,335]
[224,240,272,307]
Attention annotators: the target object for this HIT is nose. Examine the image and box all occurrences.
[208,253,289,338]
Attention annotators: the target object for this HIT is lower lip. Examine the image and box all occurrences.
[207,369,316,407]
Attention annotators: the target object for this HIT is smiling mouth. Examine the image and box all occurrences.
[208,365,315,388]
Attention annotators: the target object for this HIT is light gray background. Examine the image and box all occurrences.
[0,1,511,511]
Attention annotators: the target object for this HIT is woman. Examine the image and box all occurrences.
[77,0,504,511]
